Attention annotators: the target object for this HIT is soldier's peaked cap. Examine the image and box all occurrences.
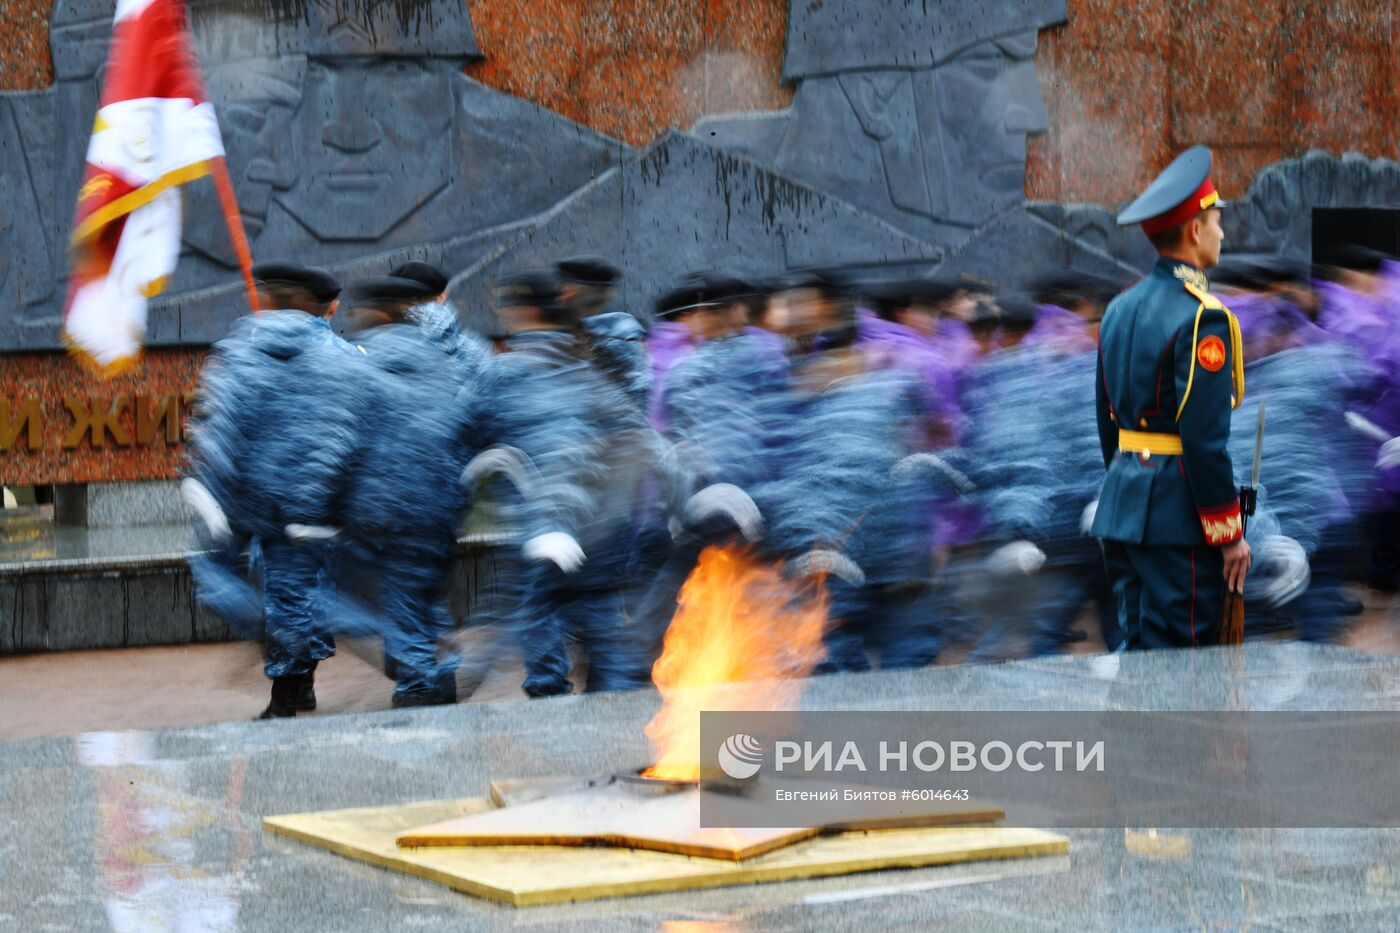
[556,255,620,287]
[252,262,341,302]
[1117,145,1227,234]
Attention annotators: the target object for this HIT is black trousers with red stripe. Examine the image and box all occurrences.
[1100,540,1226,649]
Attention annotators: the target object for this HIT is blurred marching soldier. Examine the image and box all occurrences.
[646,275,734,430]
[332,275,471,707]
[751,271,939,672]
[1092,147,1252,649]
[634,275,777,654]
[556,255,652,407]
[184,262,360,719]
[464,271,653,697]
[392,259,491,384]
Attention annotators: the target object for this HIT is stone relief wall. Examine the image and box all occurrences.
[1223,151,1400,259]
[0,0,625,351]
[0,0,1397,485]
[3,0,1398,353]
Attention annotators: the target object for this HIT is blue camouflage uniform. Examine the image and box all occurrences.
[407,300,491,385]
[753,350,937,672]
[1093,259,1246,648]
[186,310,362,678]
[335,324,473,703]
[1228,340,1372,640]
[467,329,654,696]
[954,339,1120,658]
[632,331,789,651]
[582,311,653,408]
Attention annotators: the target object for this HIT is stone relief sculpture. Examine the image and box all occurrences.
[690,0,1151,287]
[0,1,1395,351]
[452,0,1144,319]
[0,0,625,349]
[1222,151,1400,259]
[697,1,1067,243]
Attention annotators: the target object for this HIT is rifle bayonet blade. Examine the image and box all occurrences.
[1251,403,1266,489]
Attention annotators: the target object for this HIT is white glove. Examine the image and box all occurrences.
[523,532,586,574]
[1379,437,1400,470]
[181,478,230,544]
[285,524,341,544]
[986,540,1046,576]
[1253,535,1311,607]
[792,548,866,586]
[461,445,539,495]
[1080,499,1099,536]
[1344,411,1391,444]
[892,453,976,493]
[684,483,763,540]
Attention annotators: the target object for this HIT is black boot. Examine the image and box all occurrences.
[257,676,301,720]
[391,671,458,709]
[290,662,318,712]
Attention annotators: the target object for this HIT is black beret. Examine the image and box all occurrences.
[1030,269,1124,306]
[494,270,559,308]
[252,262,341,302]
[870,275,964,307]
[689,271,755,303]
[556,255,620,287]
[389,260,449,295]
[998,295,1039,328]
[769,268,853,298]
[654,282,712,319]
[1211,254,1273,291]
[1323,243,1388,273]
[343,275,436,306]
[768,270,827,293]
[1256,255,1310,285]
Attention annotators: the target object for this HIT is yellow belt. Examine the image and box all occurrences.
[1119,429,1183,456]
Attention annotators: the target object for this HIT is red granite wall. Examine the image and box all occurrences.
[1026,0,1400,204]
[1,351,202,486]
[464,0,793,147]
[1,0,1396,485]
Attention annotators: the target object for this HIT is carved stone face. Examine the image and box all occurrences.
[920,33,1047,226]
[181,56,304,264]
[275,58,454,240]
[790,32,1050,232]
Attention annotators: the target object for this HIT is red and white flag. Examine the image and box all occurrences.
[64,0,225,375]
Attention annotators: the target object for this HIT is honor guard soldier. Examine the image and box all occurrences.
[1092,146,1252,649]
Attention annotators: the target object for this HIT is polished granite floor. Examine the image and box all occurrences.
[2,642,1398,931]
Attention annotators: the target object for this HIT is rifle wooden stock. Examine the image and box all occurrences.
[1220,590,1245,645]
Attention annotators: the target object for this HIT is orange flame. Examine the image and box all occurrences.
[643,545,829,781]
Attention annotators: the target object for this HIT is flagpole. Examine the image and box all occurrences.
[209,155,260,313]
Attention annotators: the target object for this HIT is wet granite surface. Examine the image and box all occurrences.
[1,642,1397,930]
[0,522,194,575]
